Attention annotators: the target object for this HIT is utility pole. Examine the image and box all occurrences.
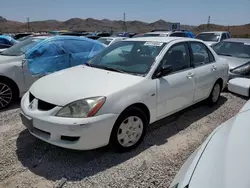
[27,17,30,32]
[207,16,210,31]
[123,13,126,32]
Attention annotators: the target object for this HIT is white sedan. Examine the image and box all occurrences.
[170,99,250,188]
[20,37,229,152]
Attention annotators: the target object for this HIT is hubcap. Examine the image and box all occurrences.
[117,116,143,147]
[0,83,12,109]
[212,84,220,103]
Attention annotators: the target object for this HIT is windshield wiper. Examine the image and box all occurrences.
[217,53,232,57]
[84,62,92,67]
[102,66,126,73]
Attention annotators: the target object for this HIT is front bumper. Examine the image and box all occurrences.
[20,92,118,150]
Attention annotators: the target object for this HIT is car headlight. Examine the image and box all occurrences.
[56,96,106,118]
[231,62,250,75]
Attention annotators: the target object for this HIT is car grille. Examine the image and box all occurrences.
[29,92,56,111]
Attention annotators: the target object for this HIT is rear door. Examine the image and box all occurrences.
[189,41,217,102]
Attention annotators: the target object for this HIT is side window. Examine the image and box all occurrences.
[62,39,94,54]
[28,41,64,59]
[190,42,215,67]
[0,38,8,45]
[221,33,227,41]
[161,43,190,73]
[170,32,185,37]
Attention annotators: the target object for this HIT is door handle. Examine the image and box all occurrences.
[186,72,194,78]
[211,65,217,71]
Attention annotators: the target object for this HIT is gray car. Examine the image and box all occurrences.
[212,38,250,80]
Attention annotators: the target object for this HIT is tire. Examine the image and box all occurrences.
[207,81,222,106]
[110,107,148,152]
[0,79,18,110]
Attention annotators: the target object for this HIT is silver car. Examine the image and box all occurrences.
[170,99,250,188]
[212,38,250,80]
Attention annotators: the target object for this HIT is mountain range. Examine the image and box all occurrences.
[0,16,249,37]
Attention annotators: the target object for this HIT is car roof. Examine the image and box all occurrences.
[32,35,104,45]
[125,36,200,43]
[145,31,172,35]
[0,35,14,41]
[99,36,126,40]
[199,31,229,34]
[223,38,250,43]
[33,36,50,39]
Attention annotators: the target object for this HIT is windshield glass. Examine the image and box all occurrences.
[88,41,166,75]
[1,37,45,56]
[98,38,113,45]
[196,33,220,42]
[212,41,250,58]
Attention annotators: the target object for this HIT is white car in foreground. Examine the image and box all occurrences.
[20,37,229,152]
[170,99,250,188]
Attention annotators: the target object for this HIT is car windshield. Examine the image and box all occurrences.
[0,37,45,56]
[98,38,113,45]
[212,41,250,58]
[196,33,220,42]
[87,41,166,76]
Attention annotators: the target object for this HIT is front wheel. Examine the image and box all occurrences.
[110,107,148,152]
[0,80,15,110]
[207,82,221,105]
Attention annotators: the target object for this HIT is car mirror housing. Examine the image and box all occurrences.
[154,64,173,78]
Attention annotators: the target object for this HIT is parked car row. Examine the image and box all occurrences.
[2,29,248,187]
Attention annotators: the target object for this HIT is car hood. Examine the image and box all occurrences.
[0,54,23,64]
[189,100,250,188]
[29,65,144,106]
[219,56,250,69]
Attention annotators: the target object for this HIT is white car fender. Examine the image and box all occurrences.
[0,63,25,96]
[98,79,158,124]
[170,121,228,188]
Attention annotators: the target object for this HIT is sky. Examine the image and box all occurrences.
[1,0,250,25]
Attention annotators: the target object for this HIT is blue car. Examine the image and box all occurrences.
[0,35,18,50]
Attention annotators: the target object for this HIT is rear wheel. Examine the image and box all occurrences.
[110,107,147,152]
[207,81,221,105]
[0,80,17,109]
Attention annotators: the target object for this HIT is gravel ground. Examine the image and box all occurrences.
[0,92,247,188]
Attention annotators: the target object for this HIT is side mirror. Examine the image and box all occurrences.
[154,64,173,78]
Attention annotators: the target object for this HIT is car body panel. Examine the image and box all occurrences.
[29,65,145,106]
[171,99,250,188]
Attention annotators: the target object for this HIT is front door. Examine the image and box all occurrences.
[189,42,217,102]
[156,42,195,119]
